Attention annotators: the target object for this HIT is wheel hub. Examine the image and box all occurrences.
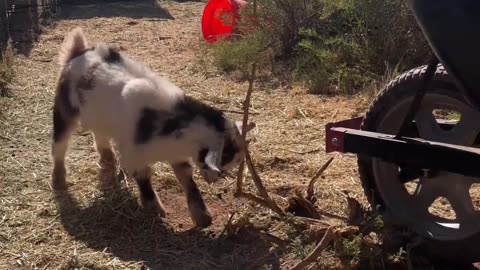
[373,93,480,240]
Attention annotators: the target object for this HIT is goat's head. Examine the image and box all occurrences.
[196,120,255,183]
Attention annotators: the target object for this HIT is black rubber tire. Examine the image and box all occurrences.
[357,64,480,263]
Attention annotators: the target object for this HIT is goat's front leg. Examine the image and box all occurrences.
[171,162,212,228]
[133,166,166,217]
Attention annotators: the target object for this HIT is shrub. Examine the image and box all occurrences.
[210,30,270,79]
[206,0,430,94]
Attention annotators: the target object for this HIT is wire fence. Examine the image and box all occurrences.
[0,0,59,53]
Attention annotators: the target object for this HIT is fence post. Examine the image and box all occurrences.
[0,0,8,49]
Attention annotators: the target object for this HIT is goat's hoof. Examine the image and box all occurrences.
[52,167,67,190]
[52,180,68,191]
[191,210,213,228]
[99,167,118,186]
[143,199,167,217]
[117,169,127,182]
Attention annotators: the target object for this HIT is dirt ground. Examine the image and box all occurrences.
[0,1,390,269]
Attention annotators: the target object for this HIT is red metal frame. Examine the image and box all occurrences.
[325,117,480,178]
[325,116,363,153]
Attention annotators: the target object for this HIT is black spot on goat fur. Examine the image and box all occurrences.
[159,96,226,136]
[136,177,156,201]
[135,108,159,144]
[135,96,227,144]
[58,75,79,117]
[221,137,239,166]
[53,73,79,142]
[53,108,66,142]
[197,148,209,167]
[103,47,121,63]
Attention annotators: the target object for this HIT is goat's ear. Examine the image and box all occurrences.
[205,152,221,172]
[204,139,224,172]
[235,121,256,135]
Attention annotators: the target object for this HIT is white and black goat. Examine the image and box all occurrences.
[51,28,255,227]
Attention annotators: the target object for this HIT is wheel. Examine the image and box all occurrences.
[357,64,480,263]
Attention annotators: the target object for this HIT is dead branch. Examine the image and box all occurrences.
[286,194,321,219]
[244,149,285,215]
[257,231,289,247]
[238,192,277,212]
[235,161,247,195]
[306,156,335,201]
[219,212,237,237]
[221,109,260,115]
[284,148,322,155]
[346,196,366,226]
[236,61,258,194]
[289,226,335,270]
[294,216,336,227]
[316,209,348,222]
[232,0,284,220]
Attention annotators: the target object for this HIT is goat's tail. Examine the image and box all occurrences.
[58,27,88,67]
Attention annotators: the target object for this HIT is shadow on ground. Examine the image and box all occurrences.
[60,0,175,20]
[54,184,281,270]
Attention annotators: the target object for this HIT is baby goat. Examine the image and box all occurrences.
[51,28,255,227]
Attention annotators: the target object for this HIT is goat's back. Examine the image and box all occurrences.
[63,44,184,140]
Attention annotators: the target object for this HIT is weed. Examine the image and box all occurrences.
[289,236,316,259]
[209,30,270,79]
[341,234,363,260]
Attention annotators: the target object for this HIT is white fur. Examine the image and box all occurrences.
[65,47,228,175]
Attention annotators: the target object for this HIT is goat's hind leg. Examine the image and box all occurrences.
[171,162,212,228]
[51,106,78,190]
[93,133,118,188]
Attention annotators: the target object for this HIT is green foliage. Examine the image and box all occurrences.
[289,236,316,259]
[341,234,363,260]
[207,0,430,94]
[210,30,270,78]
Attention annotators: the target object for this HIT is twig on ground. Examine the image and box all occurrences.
[294,216,336,226]
[289,226,335,270]
[317,209,348,222]
[283,148,322,155]
[257,231,288,247]
[306,156,335,201]
[331,108,339,118]
[219,212,237,237]
[235,160,246,195]
[221,109,260,115]
[22,223,56,241]
[288,194,321,219]
[244,149,285,215]
[297,108,314,124]
[238,191,281,215]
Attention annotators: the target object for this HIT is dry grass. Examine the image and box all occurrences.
[0,1,462,269]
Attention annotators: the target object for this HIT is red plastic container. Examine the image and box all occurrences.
[201,0,247,43]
